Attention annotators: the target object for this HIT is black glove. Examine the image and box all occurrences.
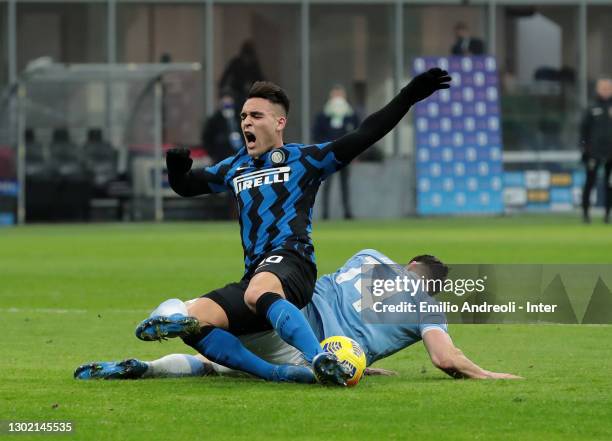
[405,68,452,104]
[166,148,193,175]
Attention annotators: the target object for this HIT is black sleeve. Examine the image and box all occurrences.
[168,169,215,197]
[169,155,234,197]
[326,85,417,164]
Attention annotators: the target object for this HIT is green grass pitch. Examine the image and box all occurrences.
[1,216,612,440]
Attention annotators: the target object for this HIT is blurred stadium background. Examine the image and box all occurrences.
[1,1,611,224]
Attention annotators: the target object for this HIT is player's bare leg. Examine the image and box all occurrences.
[186,297,230,328]
[243,271,285,312]
[135,297,230,341]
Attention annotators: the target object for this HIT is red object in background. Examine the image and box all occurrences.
[0,146,16,179]
[128,143,209,160]
[184,146,208,159]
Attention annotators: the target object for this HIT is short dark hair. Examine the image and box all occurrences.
[247,81,290,115]
[410,254,449,295]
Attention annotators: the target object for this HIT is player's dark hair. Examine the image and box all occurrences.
[410,254,449,295]
[247,81,290,115]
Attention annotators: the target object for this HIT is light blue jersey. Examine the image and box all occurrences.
[303,249,448,365]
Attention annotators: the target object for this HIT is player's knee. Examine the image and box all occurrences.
[186,302,206,322]
[245,273,284,310]
[243,287,263,312]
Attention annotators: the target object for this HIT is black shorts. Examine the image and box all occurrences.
[204,249,317,335]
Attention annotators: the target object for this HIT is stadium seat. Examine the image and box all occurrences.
[49,128,86,177]
[24,129,58,221]
[48,128,91,220]
[82,128,133,221]
[25,129,51,177]
[83,128,119,197]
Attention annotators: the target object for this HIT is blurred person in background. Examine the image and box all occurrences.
[580,78,612,224]
[202,90,243,164]
[313,85,359,219]
[219,40,266,107]
[450,22,485,56]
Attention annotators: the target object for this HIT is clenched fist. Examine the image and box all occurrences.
[166,148,193,175]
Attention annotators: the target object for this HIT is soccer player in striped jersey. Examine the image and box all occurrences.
[135,69,452,386]
[76,249,521,381]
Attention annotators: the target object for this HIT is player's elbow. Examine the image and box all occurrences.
[168,178,199,197]
[431,354,454,371]
[430,348,462,370]
[168,176,188,197]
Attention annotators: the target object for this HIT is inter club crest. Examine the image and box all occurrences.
[270,149,286,165]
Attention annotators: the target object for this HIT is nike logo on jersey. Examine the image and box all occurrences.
[233,167,291,193]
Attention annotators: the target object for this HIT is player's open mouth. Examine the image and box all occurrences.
[244,131,256,147]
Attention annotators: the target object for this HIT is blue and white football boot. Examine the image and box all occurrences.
[312,352,351,387]
[74,359,148,380]
[135,314,200,341]
[272,365,317,384]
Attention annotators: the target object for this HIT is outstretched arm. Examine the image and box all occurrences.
[422,328,522,380]
[328,68,451,163]
[166,148,227,197]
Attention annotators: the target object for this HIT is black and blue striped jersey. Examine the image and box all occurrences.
[168,69,449,275]
[200,142,343,274]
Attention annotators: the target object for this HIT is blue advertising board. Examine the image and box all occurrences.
[413,56,504,215]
